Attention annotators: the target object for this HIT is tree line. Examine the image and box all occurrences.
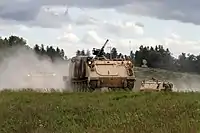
[1,35,200,74]
[0,35,67,62]
[33,44,67,61]
[133,45,200,74]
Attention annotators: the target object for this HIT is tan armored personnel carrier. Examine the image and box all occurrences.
[63,39,136,92]
[88,57,135,91]
[139,77,173,92]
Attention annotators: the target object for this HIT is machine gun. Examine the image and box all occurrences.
[92,39,109,59]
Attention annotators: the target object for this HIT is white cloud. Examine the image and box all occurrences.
[162,33,200,57]
[57,32,79,43]
[74,14,98,26]
[62,24,73,32]
[81,30,104,45]
[56,24,79,43]
[170,33,181,40]
[27,6,71,28]
[56,30,105,57]
[102,21,144,37]
[0,19,29,33]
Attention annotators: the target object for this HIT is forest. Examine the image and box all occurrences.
[1,35,200,74]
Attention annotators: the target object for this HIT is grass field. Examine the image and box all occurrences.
[0,90,200,133]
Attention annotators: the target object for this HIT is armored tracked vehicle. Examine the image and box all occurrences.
[139,77,173,92]
[63,39,136,92]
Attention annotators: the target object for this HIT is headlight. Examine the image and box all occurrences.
[27,74,30,77]
[128,61,131,64]
[52,73,56,76]
[88,61,92,64]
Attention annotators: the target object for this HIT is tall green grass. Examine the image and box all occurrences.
[0,90,199,133]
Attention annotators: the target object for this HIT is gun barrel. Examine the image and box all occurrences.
[97,39,109,56]
[104,39,109,46]
[103,39,109,48]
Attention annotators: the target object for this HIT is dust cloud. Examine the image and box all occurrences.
[0,46,71,92]
[170,73,200,92]
[135,67,200,92]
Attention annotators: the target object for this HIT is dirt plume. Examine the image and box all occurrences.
[0,46,71,92]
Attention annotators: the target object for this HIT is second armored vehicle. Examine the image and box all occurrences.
[139,77,173,92]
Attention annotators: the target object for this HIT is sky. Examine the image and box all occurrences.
[1,0,200,58]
